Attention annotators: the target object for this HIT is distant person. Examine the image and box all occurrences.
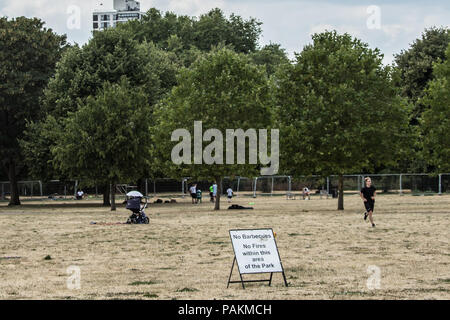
[226,187,234,203]
[302,187,311,200]
[212,183,218,202]
[196,189,202,204]
[361,177,376,228]
[189,184,197,204]
[209,185,214,202]
[76,190,84,200]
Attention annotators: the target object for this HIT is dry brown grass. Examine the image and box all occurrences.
[0,194,449,300]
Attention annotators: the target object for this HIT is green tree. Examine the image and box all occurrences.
[250,43,290,76]
[123,8,262,56]
[0,17,66,205]
[395,27,450,123]
[52,79,153,211]
[394,27,450,172]
[122,8,195,51]
[153,48,274,210]
[22,28,177,204]
[421,45,450,172]
[43,28,177,118]
[276,31,410,210]
[193,9,262,54]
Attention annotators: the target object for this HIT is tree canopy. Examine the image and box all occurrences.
[276,31,410,210]
[4,8,449,211]
[421,44,450,172]
[43,27,178,118]
[395,27,450,122]
[250,43,290,76]
[51,79,153,210]
[22,27,178,185]
[121,8,262,57]
[0,17,66,205]
[153,48,274,209]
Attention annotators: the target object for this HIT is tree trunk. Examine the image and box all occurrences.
[102,186,110,206]
[137,178,146,195]
[214,177,222,211]
[338,174,344,211]
[7,160,20,206]
[110,183,116,211]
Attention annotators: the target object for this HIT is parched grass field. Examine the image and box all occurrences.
[0,194,449,300]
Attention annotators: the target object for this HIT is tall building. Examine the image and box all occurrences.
[93,0,144,31]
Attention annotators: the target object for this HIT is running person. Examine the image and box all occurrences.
[360,177,376,227]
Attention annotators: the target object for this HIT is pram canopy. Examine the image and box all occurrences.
[126,197,141,210]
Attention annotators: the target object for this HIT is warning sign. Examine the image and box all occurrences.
[229,229,283,274]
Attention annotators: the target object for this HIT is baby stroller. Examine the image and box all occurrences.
[125,191,149,225]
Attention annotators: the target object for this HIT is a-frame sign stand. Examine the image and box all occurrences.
[227,229,289,289]
[227,256,288,289]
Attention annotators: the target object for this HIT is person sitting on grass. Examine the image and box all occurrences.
[302,187,311,200]
[76,190,84,200]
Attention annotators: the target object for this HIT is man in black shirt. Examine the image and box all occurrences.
[360,177,376,227]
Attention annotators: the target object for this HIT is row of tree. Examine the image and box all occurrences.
[0,9,449,210]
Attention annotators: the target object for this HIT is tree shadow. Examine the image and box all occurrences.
[0,201,112,210]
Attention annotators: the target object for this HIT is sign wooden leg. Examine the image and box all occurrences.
[268,273,273,286]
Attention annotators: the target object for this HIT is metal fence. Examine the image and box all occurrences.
[1,174,449,201]
[227,173,450,198]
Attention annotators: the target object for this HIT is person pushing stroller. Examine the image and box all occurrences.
[126,192,149,224]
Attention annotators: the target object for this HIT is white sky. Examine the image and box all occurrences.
[1,0,449,65]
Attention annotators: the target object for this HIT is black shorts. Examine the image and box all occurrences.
[227,196,232,199]
[191,193,197,199]
[364,201,375,212]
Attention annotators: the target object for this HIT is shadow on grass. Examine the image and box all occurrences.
[0,201,111,210]
[0,199,193,211]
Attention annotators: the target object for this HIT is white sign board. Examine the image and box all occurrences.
[229,229,283,274]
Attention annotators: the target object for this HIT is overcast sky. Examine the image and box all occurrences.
[1,0,449,64]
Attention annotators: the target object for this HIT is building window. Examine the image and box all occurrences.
[93,22,98,29]
[101,22,109,29]
[93,15,98,22]
[118,13,140,19]
[101,14,110,21]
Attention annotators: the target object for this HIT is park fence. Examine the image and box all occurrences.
[1,173,449,201]
[149,173,450,198]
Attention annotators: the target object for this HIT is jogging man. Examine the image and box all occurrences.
[360,177,376,228]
